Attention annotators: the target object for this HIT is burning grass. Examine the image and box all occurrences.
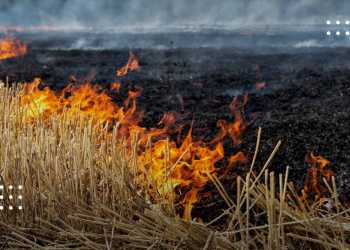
[0,37,27,61]
[18,73,250,222]
[0,80,348,249]
[0,45,348,248]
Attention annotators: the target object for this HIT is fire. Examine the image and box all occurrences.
[0,37,27,60]
[110,82,121,92]
[18,54,250,221]
[20,78,61,120]
[19,71,340,219]
[305,152,330,170]
[138,127,230,220]
[137,96,248,220]
[19,78,141,129]
[301,152,333,201]
[211,94,248,146]
[116,52,140,77]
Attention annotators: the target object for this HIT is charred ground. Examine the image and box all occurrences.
[1,44,350,209]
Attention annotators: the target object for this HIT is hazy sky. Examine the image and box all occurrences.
[0,0,348,28]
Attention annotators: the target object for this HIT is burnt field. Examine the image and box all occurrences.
[1,42,350,204]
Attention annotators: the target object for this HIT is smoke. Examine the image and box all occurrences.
[0,0,348,29]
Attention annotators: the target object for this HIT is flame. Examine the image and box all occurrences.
[13,50,350,220]
[116,52,140,77]
[18,54,250,221]
[137,97,249,220]
[211,95,248,146]
[20,79,248,220]
[19,78,142,129]
[110,82,121,92]
[0,37,27,60]
[20,78,61,120]
[305,152,330,170]
[138,127,228,220]
[301,152,332,201]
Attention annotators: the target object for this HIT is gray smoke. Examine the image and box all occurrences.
[0,0,348,29]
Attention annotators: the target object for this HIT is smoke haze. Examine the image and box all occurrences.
[0,0,348,29]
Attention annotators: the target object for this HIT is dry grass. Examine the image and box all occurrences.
[0,82,348,249]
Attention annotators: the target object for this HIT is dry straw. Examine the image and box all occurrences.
[0,82,348,249]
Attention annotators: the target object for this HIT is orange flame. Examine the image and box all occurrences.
[301,152,332,201]
[211,95,248,146]
[19,78,141,129]
[110,82,121,92]
[138,127,229,220]
[116,52,140,77]
[305,152,330,170]
[20,78,61,120]
[0,37,27,60]
[19,54,250,221]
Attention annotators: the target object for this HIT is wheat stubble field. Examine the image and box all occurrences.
[0,32,349,249]
[0,77,346,249]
